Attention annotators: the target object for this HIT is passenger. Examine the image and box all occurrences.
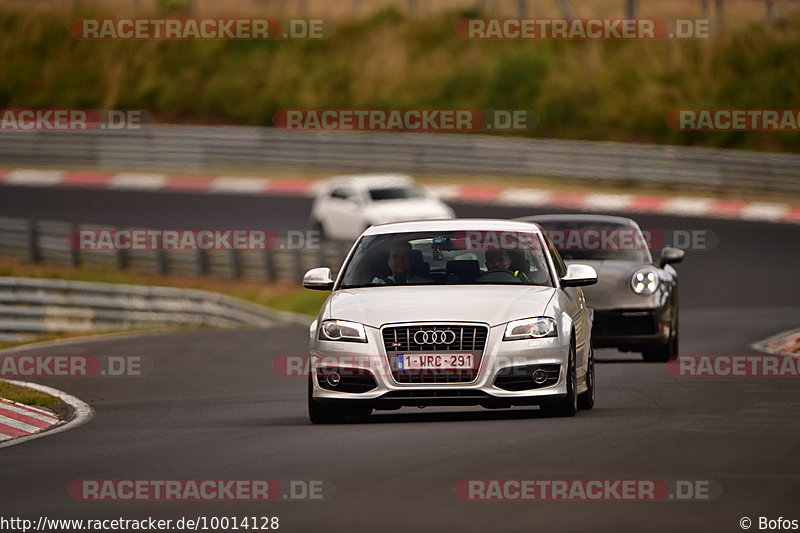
[373,241,433,285]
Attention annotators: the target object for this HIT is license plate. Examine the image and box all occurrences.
[396,353,474,370]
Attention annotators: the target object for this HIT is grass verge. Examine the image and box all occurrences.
[0,6,798,152]
[0,380,60,407]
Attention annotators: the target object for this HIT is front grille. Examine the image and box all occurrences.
[382,325,488,352]
[593,311,658,337]
[382,324,488,384]
[494,364,561,391]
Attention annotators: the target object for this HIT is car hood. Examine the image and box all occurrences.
[565,259,648,307]
[326,285,555,328]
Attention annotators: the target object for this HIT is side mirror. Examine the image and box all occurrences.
[560,264,598,288]
[659,247,685,267]
[303,267,334,290]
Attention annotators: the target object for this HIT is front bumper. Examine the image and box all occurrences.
[591,308,669,349]
[310,322,570,409]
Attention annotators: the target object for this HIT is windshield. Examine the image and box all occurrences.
[368,186,424,201]
[339,230,553,288]
[536,221,652,263]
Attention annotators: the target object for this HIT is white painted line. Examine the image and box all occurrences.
[583,193,634,211]
[497,188,553,207]
[661,197,714,216]
[109,173,167,190]
[0,414,41,433]
[0,432,12,442]
[4,169,65,186]
[210,176,269,194]
[0,380,93,449]
[740,202,791,221]
[0,401,59,423]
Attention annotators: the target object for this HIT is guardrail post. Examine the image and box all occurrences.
[116,247,127,270]
[27,220,40,263]
[765,0,774,25]
[292,249,304,284]
[316,235,326,268]
[715,0,724,29]
[625,0,636,18]
[263,249,275,283]
[197,249,209,276]
[155,249,167,275]
[230,250,241,279]
[70,223,80,267]
[517,0,527,17]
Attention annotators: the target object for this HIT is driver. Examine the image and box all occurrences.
[483,250,529,282]
[373,241,432,285]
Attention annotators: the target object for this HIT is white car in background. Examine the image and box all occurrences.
[309,174,455,241]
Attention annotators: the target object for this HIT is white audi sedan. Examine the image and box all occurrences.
[309,174,455,241]
[303,219,598,423]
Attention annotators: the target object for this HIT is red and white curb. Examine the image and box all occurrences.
[2,168,799,225]
[0,398,60,442]
[753,328,800,357]
[0,379,93,449]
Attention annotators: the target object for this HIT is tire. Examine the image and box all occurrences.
[577,344,595,411]
[541,341,578,417]
[307,376,347,424]
[643,311,678,363]
[310,218,327,241]
[307,377,372,424]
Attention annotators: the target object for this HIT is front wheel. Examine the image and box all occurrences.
[541,341,578,417]
[308,376,347,424]
[577,345,595,410]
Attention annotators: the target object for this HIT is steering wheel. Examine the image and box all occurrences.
[478,269,521,283]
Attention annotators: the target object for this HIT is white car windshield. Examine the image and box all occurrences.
[339,231,554,288]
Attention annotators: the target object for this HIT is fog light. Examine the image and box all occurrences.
[531,369,548,385]
[326,372,341,387]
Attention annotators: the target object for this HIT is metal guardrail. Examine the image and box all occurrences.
[0,216,351,284]
[1,125,799,195]
[0,276,311,337]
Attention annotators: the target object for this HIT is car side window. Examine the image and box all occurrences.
[330,187,355,201]
[544,234,568,279]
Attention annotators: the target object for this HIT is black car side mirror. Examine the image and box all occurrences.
[659,247,685,267]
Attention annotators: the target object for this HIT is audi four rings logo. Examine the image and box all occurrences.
[414,330,457,345]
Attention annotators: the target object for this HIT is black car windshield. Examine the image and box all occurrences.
[536,221,652,262]
[339,230,554,288]
[368,186,424,201]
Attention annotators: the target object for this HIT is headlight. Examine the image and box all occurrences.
[503,317,557,340]
[319,320,368,343]
[630,267,659,295]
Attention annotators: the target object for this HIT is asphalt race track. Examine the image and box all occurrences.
[1,184,799,532]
